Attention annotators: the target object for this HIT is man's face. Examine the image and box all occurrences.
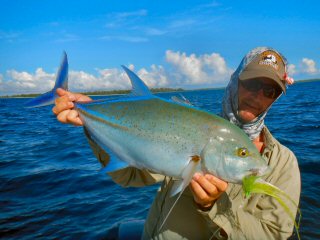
[238,77,282,123]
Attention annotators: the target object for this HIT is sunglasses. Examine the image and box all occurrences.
[240,79,282,99]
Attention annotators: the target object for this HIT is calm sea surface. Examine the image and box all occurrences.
[1,81,319,239]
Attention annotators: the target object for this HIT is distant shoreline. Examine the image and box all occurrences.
[0,87,184,98]
[1,79,319,98]
[295,78,320,83]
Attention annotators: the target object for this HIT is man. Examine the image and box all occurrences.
[53,47,300,239]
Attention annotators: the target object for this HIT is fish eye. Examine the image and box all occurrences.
[237,147,249,158]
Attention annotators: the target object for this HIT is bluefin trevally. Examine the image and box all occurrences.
[25,52,269,192]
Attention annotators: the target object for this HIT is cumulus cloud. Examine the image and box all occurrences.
[301,58,318,74]
[2,52,319,96]
[286,58,319,77]
[287,64,297,76]
[0,64,170,95]
[69,68,130,92]
[0,68,55,94]
[1,50,234,95]
[137,65,169,87]
[165,50,232,86]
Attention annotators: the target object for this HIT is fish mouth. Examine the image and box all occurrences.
[248,165,271,177]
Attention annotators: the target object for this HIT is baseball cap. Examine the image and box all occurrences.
[239,50,287,93]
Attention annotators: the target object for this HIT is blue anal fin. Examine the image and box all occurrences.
[100,155,129,173]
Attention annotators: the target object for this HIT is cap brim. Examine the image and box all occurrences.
[239,69,286,93]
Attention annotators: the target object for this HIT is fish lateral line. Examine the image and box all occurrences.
[77,107,130,132]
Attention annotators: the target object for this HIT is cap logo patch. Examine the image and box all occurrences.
[259,51,281,70]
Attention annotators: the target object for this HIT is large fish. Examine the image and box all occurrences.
[25,53,300,237]
[25,52,269,193]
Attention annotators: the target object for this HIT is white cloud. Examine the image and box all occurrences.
[165,50,232,86]
[301,58,318,74]
[1,68,55,94]
[69,65,168,93]
[7,52,318,95]
[0,50,234,95]
[137,65,169,88]
[286,58,319,77]
[71,68,132,91]
[287,63,297,75]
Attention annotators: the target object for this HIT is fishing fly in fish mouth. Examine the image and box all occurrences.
[26,47,301,240]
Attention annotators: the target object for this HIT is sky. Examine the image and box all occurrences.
[0,0,319,95]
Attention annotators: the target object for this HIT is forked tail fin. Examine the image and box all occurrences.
[24,52,68,108]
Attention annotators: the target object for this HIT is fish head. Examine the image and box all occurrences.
[201,127,270,184]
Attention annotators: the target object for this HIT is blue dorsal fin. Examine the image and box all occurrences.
[121,65,153,97]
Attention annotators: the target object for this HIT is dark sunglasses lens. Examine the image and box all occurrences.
[241,80,282,99]
[263,88,275,98]
[263,86,282,99]
[241,80,261,91]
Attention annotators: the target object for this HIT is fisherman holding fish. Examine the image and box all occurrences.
[52,47,301,239]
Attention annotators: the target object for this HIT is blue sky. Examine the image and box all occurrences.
[1,0,319,95]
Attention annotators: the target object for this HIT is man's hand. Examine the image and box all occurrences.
[190,173,228,210]
[52,88,92,126]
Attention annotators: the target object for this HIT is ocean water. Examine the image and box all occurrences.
[0,81,319,239]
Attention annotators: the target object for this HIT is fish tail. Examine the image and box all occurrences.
[242,176,301,240]
[24,52,68,108]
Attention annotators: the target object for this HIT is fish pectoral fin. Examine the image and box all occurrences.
[159,156,201,231]
[169,179,185,198]
[169,155,201,197]
[171,94,193,106]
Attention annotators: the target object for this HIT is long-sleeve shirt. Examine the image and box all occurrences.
[85,127,301,240]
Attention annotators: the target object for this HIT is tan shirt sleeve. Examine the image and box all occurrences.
[84,127,165,187]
